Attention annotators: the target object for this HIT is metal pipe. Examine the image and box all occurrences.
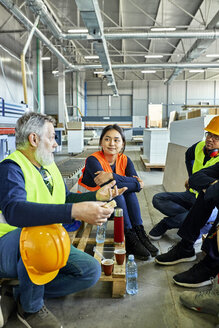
[105,30,219,40]
[68,62,219,72]
[22,15,39,56]
[0,0,74,69]
[21,15,39,104]
[20,54,28,104]
[26,0,62,39]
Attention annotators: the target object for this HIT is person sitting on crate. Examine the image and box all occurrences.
[77,124,158,260]
[155,161,219,288]
[0,112,127,328]
[149,116,219,241]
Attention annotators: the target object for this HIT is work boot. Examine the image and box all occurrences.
[180,277,219,316]
[125,229,150,261]
[0,282,16,328]
[17,302,63,328]
[134,225,159,256]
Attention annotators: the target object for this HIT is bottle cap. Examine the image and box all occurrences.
[114,208,123,217]
[128,254,134,261]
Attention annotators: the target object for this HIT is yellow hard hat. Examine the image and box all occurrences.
[204,116,219,136]
[20,224,71,285]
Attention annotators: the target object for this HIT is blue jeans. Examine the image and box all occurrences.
[152,191,197,229]
[0,228,101,313]
[153,190,218,230]
[114,192,142,230]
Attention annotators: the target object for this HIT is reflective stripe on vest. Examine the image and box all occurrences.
[0,150,66,237]
[78,151,128,192]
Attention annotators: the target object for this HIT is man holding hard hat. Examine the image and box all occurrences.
[0,112,126,328]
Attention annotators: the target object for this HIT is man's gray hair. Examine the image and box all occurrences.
[15,112,56,149]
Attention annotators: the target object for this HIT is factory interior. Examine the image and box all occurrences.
[1,0,219,327]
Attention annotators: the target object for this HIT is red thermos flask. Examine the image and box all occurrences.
[114,208,124,243]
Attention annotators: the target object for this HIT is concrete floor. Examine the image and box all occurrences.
[5,144,219,328]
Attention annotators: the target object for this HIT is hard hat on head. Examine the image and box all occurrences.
[204,116,219,136]
[20,224,71,285]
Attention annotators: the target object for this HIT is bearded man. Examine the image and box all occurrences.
[0,112,126,328]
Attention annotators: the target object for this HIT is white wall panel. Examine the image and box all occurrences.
[187,81,215,104]
[121,96,132,116]
[215,81,219,101]
[149,81,167,104]
[133,81,147,99]
[87,81,102,95]
[169,81,185,104]
[133,99,147,116]
[117,81,132,94]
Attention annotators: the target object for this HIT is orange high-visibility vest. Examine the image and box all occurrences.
[78,151,128,192]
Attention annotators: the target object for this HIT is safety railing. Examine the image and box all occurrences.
[0,97,26,118]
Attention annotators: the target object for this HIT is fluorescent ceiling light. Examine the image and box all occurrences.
[206,54,219,58]
[84,55,99,60]
[0,57,11,62]
[151,27,176,31]
[42,57,51,61]
[189,69,204,73]
[145,55,163,58]
[52,70,59,74]
[141,70,156,73]
[68,28,88,33]
[94,71,105,75]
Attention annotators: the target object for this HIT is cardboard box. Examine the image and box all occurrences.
[57,123,64,128]
[186,109,201,119]
[208,108,219,115]
[66,121,83,130]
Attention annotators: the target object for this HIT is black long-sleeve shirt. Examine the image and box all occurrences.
[189,162,219,193]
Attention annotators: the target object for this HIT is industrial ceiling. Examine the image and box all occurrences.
[0,0,219,95]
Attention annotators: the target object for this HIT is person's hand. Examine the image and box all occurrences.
[184,179,189,190]
[94,171,113,186]
[133,175,144,189]
[71,202,113,225]
[96,180,127,201]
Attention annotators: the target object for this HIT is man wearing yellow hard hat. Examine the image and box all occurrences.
[154,116,219,289]
[0,112,127,328]
[149,116,219,241]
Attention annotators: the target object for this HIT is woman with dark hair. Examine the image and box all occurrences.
[78,124,158,260]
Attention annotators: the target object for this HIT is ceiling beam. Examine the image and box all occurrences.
[74,0,118,96]
[165,8,219,84]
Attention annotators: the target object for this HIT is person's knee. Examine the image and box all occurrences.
[152,193,162,208]
[86,257,101,287]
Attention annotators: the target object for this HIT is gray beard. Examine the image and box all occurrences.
[35,142,54,166]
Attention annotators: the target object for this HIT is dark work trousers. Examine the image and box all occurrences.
[178,191,215,243]
[178,189,219,267]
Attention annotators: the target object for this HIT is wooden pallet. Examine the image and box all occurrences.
[140,155,165,172]
[69,223,126,298]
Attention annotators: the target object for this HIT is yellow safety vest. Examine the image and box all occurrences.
[0,150,65,237]
[189,140,219,195]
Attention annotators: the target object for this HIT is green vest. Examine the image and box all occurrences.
[0,150,65,237]
[192,141,219,173]
[189,140,219,195]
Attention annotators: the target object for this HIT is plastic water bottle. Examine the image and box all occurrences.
[126,254,138,295]
[96,221,108,243]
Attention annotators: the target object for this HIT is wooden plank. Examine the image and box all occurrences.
[71,222,126,297]
[112,281,126,298]
[140,154,165,171]
[77,224,93,251]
